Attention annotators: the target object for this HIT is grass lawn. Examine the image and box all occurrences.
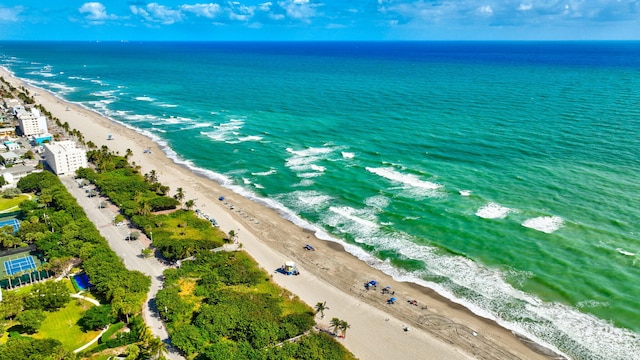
[0,194,32,213]
[32,297,102,350]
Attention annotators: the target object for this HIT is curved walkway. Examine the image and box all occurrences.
[74,325,110,353]
[71,292,107,354]
[71,292,101,306]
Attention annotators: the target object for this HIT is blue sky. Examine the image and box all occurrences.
[0,1,638,41]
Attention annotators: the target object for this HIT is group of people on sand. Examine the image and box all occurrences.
[365,280,426,310]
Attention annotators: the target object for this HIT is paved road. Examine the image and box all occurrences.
[60,175,184,360]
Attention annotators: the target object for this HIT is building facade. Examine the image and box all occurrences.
[43,141,88,175]
[16,107,48,136]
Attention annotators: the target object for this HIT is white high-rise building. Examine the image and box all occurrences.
[17,107,48,136]
[43,141,88,175]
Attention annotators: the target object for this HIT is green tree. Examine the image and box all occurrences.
[314,301,329,319]
[16,309,45,334]
[184,199,195,210]
[0,225,22,248]
[125,344,140,360]
[0,337,65,360]
[1,187,21,199]
[23,280,71,311]
[142,335,167,360]
[78,304,116,331]
[0,291,24,319]
[22,150,35,159]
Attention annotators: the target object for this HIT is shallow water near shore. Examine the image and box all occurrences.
[2,41,639,359]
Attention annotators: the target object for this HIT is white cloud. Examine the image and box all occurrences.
[227,3,255,21]
[79,2,117,24]
[518,3,533,11]
[477,5,493,16]
[278,0,319,21]
[0,6,23,22]
[130,3,182,25]
[259,2,273,11]
[181,3,221,18]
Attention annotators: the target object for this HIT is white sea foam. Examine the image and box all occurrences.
[237,135,263,142]
[459,190,472,196]
[310,164,326,172]
[31,80,76,95]
[364,195,390,209]
[616,248,635,256]
[341,151,355,159]
[327,206,379,233]
[522,216,564,233]
[252,169,276,176]
[366,167,442,198]
[253,183,264,189]
[476,202,512,219]
[135,96,155,102]
[242,178,251,185]
[158,103,178,108]
[293,179,315,187]
[285,191,332,210]
[285,146,336,174]
[201,118,245,142]
[180,122,211,130]
[297,172,324,178]
[91,90,117,98]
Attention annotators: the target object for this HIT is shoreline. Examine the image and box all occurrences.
[0,67,557,360]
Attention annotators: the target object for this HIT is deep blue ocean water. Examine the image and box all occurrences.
[1,41,639,359]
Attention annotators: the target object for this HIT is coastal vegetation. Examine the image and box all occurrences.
[157,250,355,359]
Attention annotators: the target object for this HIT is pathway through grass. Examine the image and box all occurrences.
[32,297,101,349]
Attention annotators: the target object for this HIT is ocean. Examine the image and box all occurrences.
[1,41,639,359]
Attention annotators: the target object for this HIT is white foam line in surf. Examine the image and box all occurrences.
[366,167,441,191]
[522,216,564,233]
[252,169,276,176]
[475,202,513,219]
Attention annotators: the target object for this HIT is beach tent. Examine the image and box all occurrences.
[387,297,396,304]
[283,261,299,275]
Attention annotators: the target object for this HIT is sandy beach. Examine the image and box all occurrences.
[1,67,555,360]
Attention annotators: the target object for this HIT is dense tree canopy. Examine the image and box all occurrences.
[23,281,70,312]
[157,251,355,359]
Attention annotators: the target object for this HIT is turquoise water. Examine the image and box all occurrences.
[1,41,639,359]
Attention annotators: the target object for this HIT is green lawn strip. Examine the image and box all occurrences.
[0,194,31,213]
[32,298,101,350]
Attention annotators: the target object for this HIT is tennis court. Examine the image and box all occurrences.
[0,218,20,232]
[3,255,37,276]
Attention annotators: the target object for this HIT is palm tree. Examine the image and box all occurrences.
[339,320,351,338]
[184,199,195,211]
[143,336,167,359]
[330,317,341,336]
[125,148,133,159]
[174,187,185,205]
[314,301,329,318]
